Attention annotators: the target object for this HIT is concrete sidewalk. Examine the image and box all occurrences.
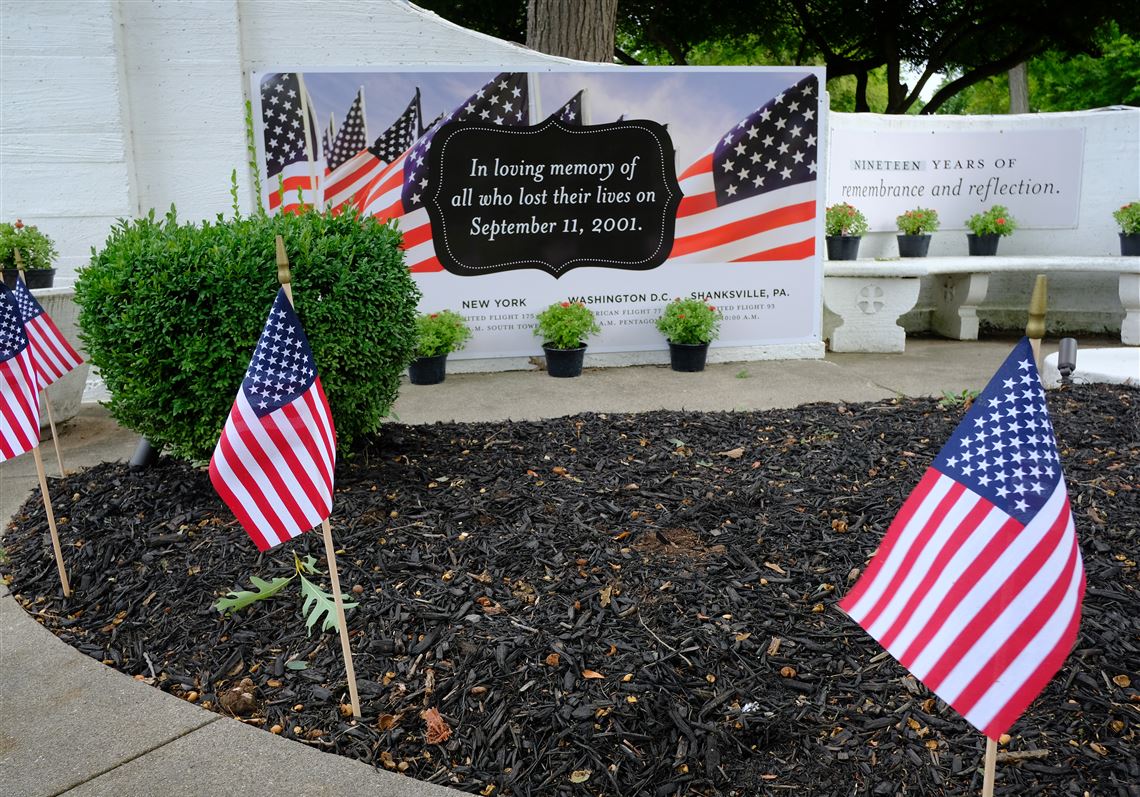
[0,340,1075,796]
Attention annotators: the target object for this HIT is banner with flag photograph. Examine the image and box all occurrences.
[251,68,826,358]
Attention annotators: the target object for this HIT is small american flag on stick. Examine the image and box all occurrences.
[0,284,40,461]
[209,288,336,551]
[670,75,818,263]
[10,276,83,389]
[841,338,1085,739]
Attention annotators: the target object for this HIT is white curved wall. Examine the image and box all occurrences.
[1,0,575,283]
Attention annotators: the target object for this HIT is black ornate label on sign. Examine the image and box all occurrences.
[423,117,681,278]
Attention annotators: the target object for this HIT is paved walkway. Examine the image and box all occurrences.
[0,340,1094,796]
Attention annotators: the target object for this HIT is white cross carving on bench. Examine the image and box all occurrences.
[857,285,885,314]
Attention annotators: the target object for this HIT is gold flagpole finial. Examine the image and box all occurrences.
[275,235,291,287]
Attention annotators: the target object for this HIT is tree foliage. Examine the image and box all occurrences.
[938,24,1139,114]
[418,0,1136,114]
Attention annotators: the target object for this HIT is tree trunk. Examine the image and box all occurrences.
[527,0,617,62]
[1008,62,1029,113]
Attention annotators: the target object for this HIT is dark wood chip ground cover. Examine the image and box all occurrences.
[4,386,1138,796]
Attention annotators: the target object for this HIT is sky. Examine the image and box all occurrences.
[265,67,822,169]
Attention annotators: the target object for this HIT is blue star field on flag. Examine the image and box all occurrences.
[327,90,367,172]
[261,72,319,178]
[402,73,529,212]
[931,338,1062,525]
[0,285,29,361]
[242,289,317,418]
[711,75,817,207]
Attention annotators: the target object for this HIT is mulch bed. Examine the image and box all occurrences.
[3,385,1138,797]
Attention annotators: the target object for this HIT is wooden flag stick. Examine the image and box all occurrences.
[981,736,998,797]
[15,247,67,476]
[44,398,66,476]
[32,444,71,597]
[322,518,361,718]
[1026,274,1048,369]
[276,234,360,718]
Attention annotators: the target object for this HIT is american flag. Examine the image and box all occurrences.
[670,75,818,263]
[0,284,40,461]
[324,90,422,216]
[552,90,584,125]
[840,338,1085,739]
[321,114,336,169]
[360,73,529,272]
[261,72,322,214]
[209,288,336,551]
[10,275,83,389]
[326,88,368,173]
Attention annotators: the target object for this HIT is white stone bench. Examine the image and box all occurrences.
[823,256,1140,353]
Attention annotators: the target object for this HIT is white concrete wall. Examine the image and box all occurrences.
[2,0,576,285]
[831,109,1140,335]
[0,0,136,277]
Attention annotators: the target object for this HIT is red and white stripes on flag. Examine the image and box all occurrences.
[324,90,422,216]
[10,277,83,389]
[840,338,1085,739]
[360,150,439,271]
[0,285,41,461]
[669,75,818,264]
[209,288,336,551]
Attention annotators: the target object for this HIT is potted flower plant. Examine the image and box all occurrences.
[656,298,723,372]
[965,205,1016,256]
[1113,201,1140,255]
[895,207,940,257]
[825,203,868,260]
[409,310,472,384]
[1,219,58,288]
[534,300,600,378]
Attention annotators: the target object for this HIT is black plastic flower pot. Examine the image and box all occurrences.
[1121,233,1140,256]
[3,268,55,289]
[896,234,931,258]
[408,353,448,385]
[826,236,861,260]
[967,233,1001,256]
[668,341,710,372]
[542,344,586,378]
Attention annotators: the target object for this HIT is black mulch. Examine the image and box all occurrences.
[4,385,1138,797]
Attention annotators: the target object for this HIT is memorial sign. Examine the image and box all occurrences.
[426,117,681,277]
[252,68,827,358]
[828,128,1085,232]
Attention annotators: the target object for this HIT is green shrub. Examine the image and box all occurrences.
[0,220,58,269]
[656,298,723,344]
[824,203,868,237]
[1113,201,1140,234]
[76,207,420,461]
[534,301,600,350]
[965,205,1016,237]
[895,207,940,235]
[414,310,472,357]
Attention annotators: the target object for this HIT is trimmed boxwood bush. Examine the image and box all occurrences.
[76,207,420,461]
